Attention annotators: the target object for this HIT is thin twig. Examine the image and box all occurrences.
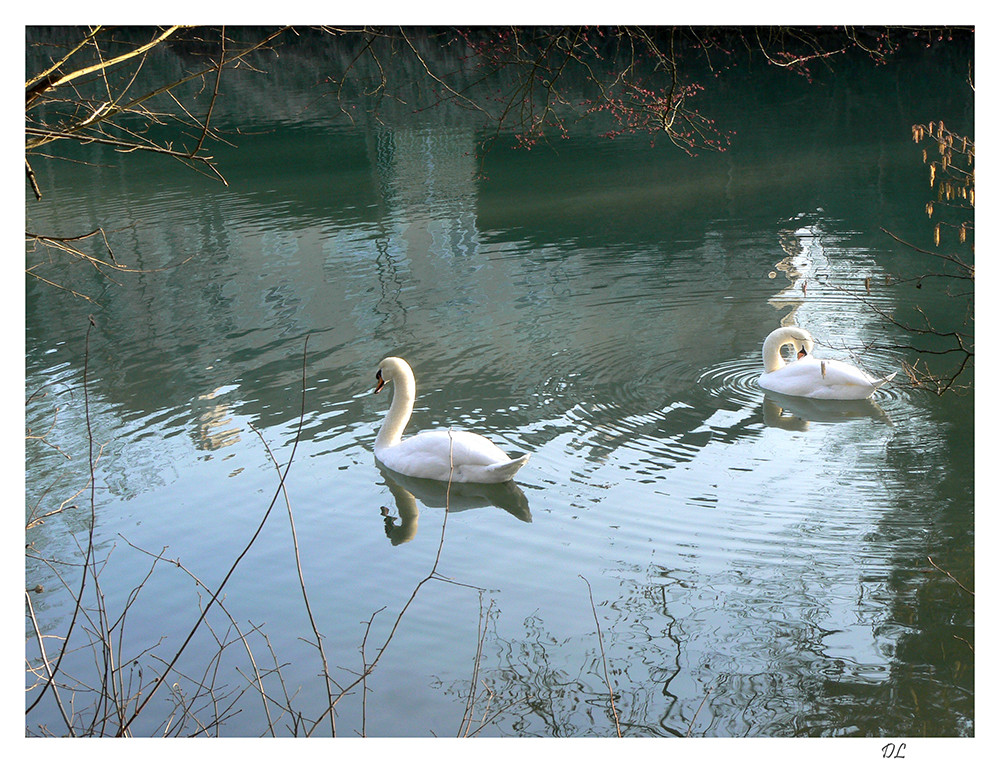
[580,575,621,737]
[927,555,975,595]
[687,685,712,737]
[359,606,385,737]
[880,227,974,277]
[953,635,974,652]
[193,27,226,155]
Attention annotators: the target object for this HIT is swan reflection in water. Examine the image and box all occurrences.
[762,390,892,431]
[377,464,532,546]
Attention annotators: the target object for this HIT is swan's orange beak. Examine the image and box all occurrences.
[797,348,807,360]
[374,369,386,394]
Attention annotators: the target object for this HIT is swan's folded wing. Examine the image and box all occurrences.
[820,358,889,388]
[377,437,455,482]
[444,430,513,465]
[761,358,882,399]
[379,429,526,483]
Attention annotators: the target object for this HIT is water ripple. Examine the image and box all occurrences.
[694,355,764,409]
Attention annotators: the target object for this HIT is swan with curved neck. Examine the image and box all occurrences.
[759,326,896,400]
[373,357,530,483]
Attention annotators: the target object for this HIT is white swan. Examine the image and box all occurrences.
[759,326,896,400]
[373,357,530,483]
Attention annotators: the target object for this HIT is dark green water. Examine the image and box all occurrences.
[25,29,973,739]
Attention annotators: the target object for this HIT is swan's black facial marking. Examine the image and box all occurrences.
[797,348,807,360]
[374,368,386,394]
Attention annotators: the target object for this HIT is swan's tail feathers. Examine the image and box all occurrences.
[484,453,530,482]
[874,371,897,389]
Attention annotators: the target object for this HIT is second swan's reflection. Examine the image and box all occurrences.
[378,464,532,545]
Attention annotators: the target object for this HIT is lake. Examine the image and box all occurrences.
[25,27,974,739]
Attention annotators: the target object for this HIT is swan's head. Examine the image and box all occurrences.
[374,356,412,395]
[791,329,815,358]
[778,327,815,359]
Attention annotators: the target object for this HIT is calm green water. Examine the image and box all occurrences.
[25,30,974,738]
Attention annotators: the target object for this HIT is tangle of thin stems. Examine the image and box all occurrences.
[25,316,99,726]
[308,429,459,736]
[115,336,310,736]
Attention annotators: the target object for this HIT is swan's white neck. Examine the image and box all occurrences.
[376,361,415,449]
[762,333,789,373]
[762,327,813,373]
